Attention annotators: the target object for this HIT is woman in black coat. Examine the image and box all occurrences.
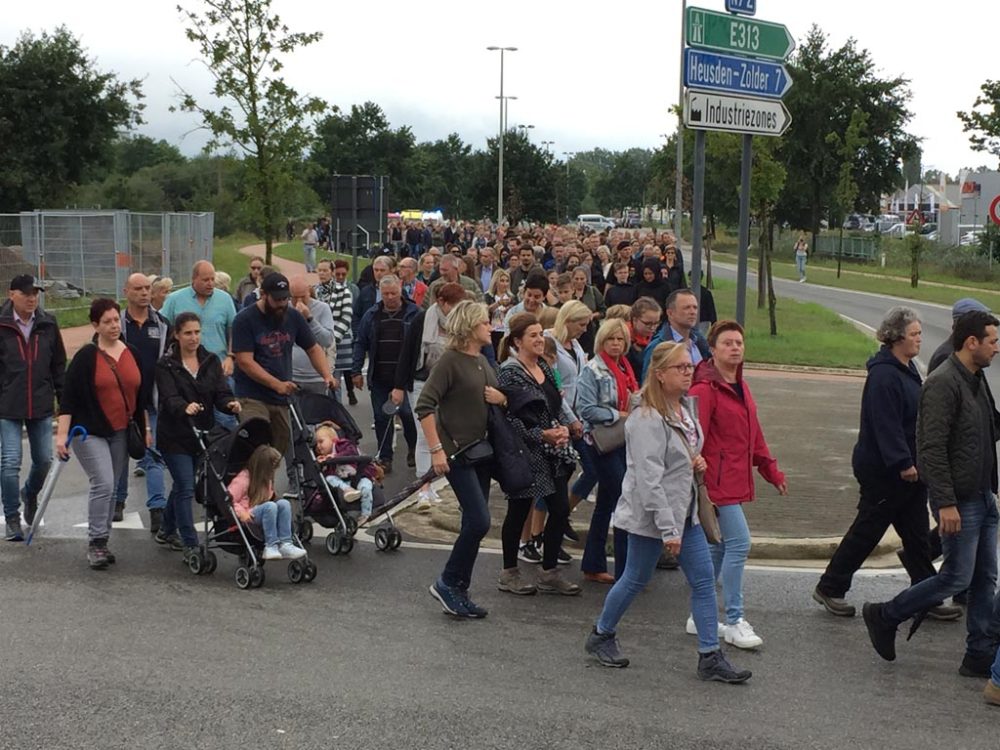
[154,312,241,557]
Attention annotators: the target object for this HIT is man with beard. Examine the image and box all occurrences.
[232,272,336,454]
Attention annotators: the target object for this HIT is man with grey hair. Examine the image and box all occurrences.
[352,274,420,474]
[814,306,959,620]
[423,254,482,309]
[397,257,428,307]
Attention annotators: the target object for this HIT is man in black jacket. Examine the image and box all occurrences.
[0,275,66,541]
[863,310,1000,679]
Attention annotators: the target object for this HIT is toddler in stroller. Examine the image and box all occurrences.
[228,445,308,561]
[314,422,382,525]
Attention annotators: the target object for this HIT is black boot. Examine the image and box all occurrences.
[862,602,897,661]
[149,508,163,534]
[697,650,751,684]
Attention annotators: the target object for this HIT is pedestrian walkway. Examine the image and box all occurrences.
[391,367,884,563]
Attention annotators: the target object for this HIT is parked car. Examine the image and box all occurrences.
[960,230,984,246]
[577,214,616,232]
[883,223,913,238]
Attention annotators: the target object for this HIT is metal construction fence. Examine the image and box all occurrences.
[0,211,214,306]
[812,234,878,261]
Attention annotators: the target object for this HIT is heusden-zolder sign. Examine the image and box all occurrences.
[686,6,794,61]
[684,89,791,137]
[684,48,792,99]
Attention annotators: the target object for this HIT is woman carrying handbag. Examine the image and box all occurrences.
[584,341,751,684]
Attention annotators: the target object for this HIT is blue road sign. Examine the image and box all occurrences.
[725,0,756,15]
[683,48,792,99]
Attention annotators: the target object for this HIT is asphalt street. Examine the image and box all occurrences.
[2,531,998,750]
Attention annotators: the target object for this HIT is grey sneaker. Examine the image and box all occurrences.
[498,567,537,596]
[5,516,24,542]
[697,649,752,684]
[927,603,963,621]
[536,568,582,596]
[154,529,183,551]
[585,627,630,668]
[812,586,856,617]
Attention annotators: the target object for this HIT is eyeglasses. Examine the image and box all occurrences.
[664,363,695,373]
[250,265,263,271]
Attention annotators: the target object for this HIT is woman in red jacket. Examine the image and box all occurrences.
[688,320,787,649]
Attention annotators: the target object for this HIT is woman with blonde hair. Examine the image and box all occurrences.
[485,269,516,350]
[416,300,507,618]
[149,276,173,313]
[584,342,752,684]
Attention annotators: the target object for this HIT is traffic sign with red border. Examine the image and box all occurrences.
[907,209,922,226]
[989,195,1000,226]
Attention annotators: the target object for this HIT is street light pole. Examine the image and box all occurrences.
[487,45,517,226]
[541,140,554,153]
[562,151,576,224]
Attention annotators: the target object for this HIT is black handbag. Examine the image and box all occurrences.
[101,350,146,460]
[449,438,494,467]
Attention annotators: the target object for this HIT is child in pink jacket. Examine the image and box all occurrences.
[228,444,306,561]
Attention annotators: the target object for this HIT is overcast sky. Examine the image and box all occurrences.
[3,0,998,176]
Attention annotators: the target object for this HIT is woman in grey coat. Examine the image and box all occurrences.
[584,341,752,684]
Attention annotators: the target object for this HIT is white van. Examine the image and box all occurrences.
[577,214,615,232]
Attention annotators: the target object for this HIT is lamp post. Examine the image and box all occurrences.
[675,0,687,244]
[516,124,535,139]
[487,45,517,226]
[541,139,554,152]
[562,151,577,224]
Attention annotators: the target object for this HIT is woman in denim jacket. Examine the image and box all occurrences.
[576,318,640,583]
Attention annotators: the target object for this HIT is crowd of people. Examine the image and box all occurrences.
[2,218,1000,700]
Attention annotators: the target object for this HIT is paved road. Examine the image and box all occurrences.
[2,533,996,750]
[713,261,1000,394]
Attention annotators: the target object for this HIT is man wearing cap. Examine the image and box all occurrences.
[0,275,66,541]
[232,272,337,454]
[928,298,992,373]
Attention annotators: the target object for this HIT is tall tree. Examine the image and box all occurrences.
[828,110,867,278]
[309,102,416,202]
[958,80,1000,166]
[593,149,653,216]
[175,0,324,263]
[777,26,916,238]
[0,27,144,211]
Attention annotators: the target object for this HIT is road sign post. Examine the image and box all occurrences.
[990,195,1000,226]
[725,0,756,15]
[687,7,794,61]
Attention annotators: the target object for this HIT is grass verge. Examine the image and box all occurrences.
[713,254,1000,310]
[710,279,874,369]
[271,243,372,273]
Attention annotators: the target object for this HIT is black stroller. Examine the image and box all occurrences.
[289,391,406,554]
[192,417,318,589]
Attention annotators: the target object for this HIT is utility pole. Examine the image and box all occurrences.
[487,45,517,226]
[675,0,687,244]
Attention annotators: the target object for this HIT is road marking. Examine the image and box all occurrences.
[72,511,146,531]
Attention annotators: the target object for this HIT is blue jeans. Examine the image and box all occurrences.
[596,522,720,652]
[0,417,52,519]
[162,452,198,547]
[884,492,1000,659]
[303,244,317,272]
[441,463,492,590]
[795,253,806,278]
[113,408,166,510]
[251,498,294,547]
[581,444,628,577]
[711,503,752,624]
[370,380,416,463]
[570,436,599,500]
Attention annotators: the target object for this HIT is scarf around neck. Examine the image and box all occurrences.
[599,350,639,411]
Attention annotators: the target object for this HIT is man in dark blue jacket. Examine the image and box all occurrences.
[352,274,420,474]
[640,289,710,383]
[813,307,959,619]
[0,275,66,541]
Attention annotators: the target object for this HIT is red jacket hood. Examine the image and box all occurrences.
[691,358,744,390]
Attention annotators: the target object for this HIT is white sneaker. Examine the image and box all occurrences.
[430,487,443,503]
[279,541,307,560]
[342,488,362,503]
[721,618,763,649]
[262,544,282,561]
[685,614,725,637]
[416,491,432,511]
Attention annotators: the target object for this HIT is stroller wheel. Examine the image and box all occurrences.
[325,532,341,556]
[374,527,390,551]
[388,529,403,550]
[299,520,314,544]
[235,566,252,590]
[303,561,318,582]
[339,534,354,555]
[288,559,305,584]
[250,566,266,588]
[346,517,359,537]
[203,551,218,575]
[187,551,205,576]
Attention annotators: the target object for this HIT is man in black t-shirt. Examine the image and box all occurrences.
[233,272,336,453]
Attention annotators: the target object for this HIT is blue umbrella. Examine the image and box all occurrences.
[25,425,88,546]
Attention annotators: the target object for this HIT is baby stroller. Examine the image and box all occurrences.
[192,417,318,589]
[289,391,406,555]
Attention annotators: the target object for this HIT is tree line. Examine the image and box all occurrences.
[4,8,1000,262]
